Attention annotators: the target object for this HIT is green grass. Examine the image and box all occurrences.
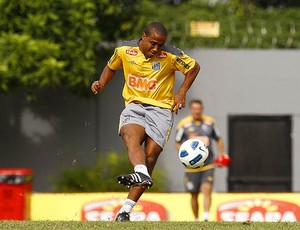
[0,221,300,230]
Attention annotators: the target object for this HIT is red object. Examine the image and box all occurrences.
[0,168,33,220]
[214,153,231,167]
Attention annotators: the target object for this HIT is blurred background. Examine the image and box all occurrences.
[1,0,300,195]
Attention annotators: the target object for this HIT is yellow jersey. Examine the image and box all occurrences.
[107,39,196,109]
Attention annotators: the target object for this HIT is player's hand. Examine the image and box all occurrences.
[172,95,186,114]
[214,153,231,167]
[91,80,103,95]
[172,102,184,114]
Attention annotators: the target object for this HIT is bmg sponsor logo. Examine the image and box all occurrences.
[81,198,168,221]
[128,74,157,91]
[217,199,300,222]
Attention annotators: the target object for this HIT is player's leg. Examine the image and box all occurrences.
[115,123,149,222]
[121,123,147,166]
[191,192,199,220]
[117,103,154,188]
[116,127,162,221]
[125,136,162,202]
[144,136,163,175]
[200,169,214,221]
[118,123,153,187]
[185,172,201,221]
[116,104,171,221]
[201,182,212,221]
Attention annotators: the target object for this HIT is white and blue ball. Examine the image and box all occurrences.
[179,139,209,168]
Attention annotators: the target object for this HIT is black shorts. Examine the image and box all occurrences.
[184,169,214,193]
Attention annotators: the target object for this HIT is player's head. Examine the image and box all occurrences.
[189,99,204,120]
[144,22,168,37]
[139,22,167,58]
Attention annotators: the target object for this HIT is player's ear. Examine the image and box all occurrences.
[142,32,147,40]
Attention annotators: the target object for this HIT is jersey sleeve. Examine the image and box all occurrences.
[173,52,196,75]
[107,47,123,70]
[211,124,222,141]
[175,116,191,143]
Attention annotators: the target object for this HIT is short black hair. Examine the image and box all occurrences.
[189,99,203,108]
[144,22,168,37]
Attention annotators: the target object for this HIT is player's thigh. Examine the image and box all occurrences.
[200,169,214,194]
[119,103,147,145]
[120,123,146,146]
[184,172,202,193]
[144,105,173,148]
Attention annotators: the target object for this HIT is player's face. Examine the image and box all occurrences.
[190,103,203,120]
[140,31,166,58]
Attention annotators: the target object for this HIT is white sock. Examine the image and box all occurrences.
[203,211,210,221]
[118,199,136,213]
[134,164,150,177]
[195,218,200,222]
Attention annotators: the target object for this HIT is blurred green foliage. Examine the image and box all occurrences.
[0,0,299,98]
[133,0,300,49]
[0,0,146,98]
[51,150,168,192]
[0,0,100,98]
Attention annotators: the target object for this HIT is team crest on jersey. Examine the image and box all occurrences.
[188,127,195,132]
[126,49,138,56]
[202,124,208,130]
[152,62,161,71]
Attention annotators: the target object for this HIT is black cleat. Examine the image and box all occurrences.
[115,212,130,221]
[117,172,153,188]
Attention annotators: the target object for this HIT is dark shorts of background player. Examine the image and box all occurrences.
[184,169,214,193]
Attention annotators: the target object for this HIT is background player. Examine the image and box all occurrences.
[91,22,200,221]
[175,99,228,221]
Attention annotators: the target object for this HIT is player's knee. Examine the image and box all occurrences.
[121,131,132,144]
[121,130,139,147]
[201,183,212,194]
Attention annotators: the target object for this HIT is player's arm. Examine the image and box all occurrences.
[172,62,200,114]
[175,127,185,150]
[216,138,225,155]
[91,65,116,94]
[214,138,231,167]
[175,142,181,150]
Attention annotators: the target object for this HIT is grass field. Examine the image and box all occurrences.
[0,221,300,230]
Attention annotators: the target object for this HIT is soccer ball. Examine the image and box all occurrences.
[178,139,209,168]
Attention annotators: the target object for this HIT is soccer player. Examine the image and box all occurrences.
[91,22,200,221]
[175,99,228,222]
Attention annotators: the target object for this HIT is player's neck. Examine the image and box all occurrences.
[193,117,203,122]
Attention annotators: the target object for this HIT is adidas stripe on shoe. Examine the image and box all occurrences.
[117,172,153,188]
